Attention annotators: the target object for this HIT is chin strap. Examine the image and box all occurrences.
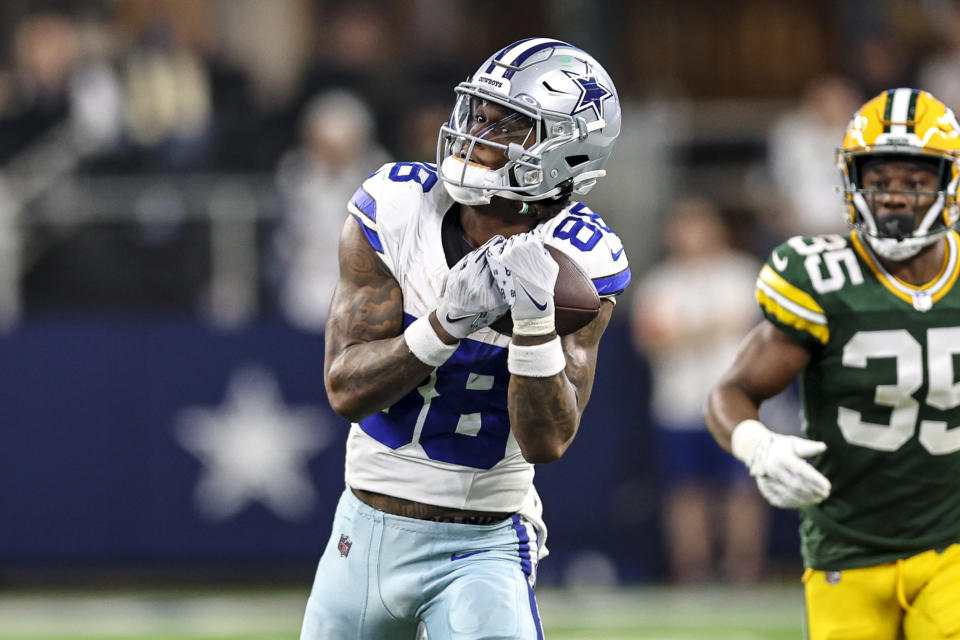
[865,230,946,261]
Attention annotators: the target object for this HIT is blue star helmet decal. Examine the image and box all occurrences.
[565,70,613,120]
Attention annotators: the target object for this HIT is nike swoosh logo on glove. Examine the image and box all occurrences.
[450,550,490,561]
[445,312,474,323]
[519,283,548,311]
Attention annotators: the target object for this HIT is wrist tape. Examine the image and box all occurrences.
[404,315,458,367]
[731,419,770,467]
[512,315,556,336]
[507,336,565,377]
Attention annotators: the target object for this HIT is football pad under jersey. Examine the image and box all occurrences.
[342,162,631,514]
[757,230,960,570]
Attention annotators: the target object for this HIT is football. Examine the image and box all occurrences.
[490,245,601,337]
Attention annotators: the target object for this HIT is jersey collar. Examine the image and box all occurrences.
[850,229,960,311]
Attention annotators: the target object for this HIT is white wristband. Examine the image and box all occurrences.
[404,315,458,367]
[507,336,565,377]
[512,315,556,336]
[731,419,771,465]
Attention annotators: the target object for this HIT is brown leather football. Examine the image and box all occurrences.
[490,245,601,337]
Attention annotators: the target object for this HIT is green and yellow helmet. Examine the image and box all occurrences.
[837,88,960,259]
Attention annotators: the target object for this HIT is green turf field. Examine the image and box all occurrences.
[0,584,803,639]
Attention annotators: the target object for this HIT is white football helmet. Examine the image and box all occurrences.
[437,38,621,207]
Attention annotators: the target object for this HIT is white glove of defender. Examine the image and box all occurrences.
[487,227,559,336]
[731,419,832,509]
[436,236,510,339]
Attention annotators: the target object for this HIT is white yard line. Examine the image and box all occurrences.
[0,585,802,638]
[0,591,305,637]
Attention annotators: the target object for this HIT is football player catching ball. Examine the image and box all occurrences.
[706,88,960,640]
[299,38,630,640]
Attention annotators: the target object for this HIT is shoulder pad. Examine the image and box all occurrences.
[756,234,853,346]
[347,162,448,255]
[542,202,631,297]
[362,162,442,202]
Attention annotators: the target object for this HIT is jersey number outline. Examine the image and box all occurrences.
[387,162,438,192]
[552,204,612,252]
[839,328,960,454]
[413,367,509,469]
[788,235,865,294]
[360,349,510,470]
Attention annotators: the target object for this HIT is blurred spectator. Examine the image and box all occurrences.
[119,1,214,170]
[583,98,687,293]
[1,9,126,160]
[0,10,126,327]
[0,12,79,162]
[766,75,862,237]
[294,2,405,156]
[917,4,960,113]
[632,198,768,584]
[841,29,912,99]
[70,12,124,154]
[273,89,389,331]
[396,101,450,162]
[212,0,313,111]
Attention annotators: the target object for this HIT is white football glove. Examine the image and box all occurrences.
[731,419,831,509]
[436,235,510,339]
[487,227,559,336]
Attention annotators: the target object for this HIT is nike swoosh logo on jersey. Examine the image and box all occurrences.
[519,283,548,311]
[611,247,624,260]
[772,251,789,271]
[450,550,491,561]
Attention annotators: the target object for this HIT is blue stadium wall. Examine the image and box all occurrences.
[0,317,798,585]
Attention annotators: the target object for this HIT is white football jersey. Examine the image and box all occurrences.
[342,162,631,513]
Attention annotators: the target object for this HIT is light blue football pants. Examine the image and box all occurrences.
[299,487,545,640]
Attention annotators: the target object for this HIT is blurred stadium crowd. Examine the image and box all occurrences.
[5,0,960,588]
[2,0,960,331]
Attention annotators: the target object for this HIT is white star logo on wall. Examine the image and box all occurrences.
[175,365,332,522]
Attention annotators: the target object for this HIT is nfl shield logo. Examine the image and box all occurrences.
[338,534,353,558]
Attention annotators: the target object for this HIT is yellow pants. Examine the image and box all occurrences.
[803,544,960,640]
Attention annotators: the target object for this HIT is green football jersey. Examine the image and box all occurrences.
[757,229,960,570]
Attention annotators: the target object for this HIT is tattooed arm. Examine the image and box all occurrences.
[508,299,614,463]
[323,218,437,422]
